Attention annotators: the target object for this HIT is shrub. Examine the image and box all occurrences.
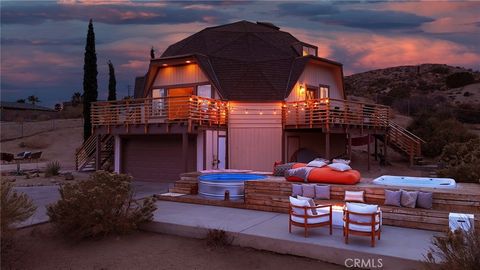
[455,103,480,124]
[445,72,474,88]
[431,65,450,74]
[437,138,480,183]
[408,113,477,157]
[47,171,157,239]
[205,229,234,248]
[1,180,36,241]
[424,228,480,270]
[44,161,61,177]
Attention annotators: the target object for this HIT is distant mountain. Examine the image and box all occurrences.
[344,64,480,107]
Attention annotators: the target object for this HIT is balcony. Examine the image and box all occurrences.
[283,98,390,130]
[91,95,228,133]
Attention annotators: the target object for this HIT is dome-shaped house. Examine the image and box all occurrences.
[83,21,418,182]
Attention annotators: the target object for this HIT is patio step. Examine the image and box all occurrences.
[169,176,198,195]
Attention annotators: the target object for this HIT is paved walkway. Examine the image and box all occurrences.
[14,181,170,228]
[144,200,439,270]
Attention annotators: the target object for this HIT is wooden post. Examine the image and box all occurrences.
[374,136,378,161]
[367,134,371,171]
[95,134,101,170]
[348,133,352,161]
[325,132,330,160]
[383,134,388,164]
[182,132,189,173]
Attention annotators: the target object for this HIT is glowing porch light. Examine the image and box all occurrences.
[244,109,249,114]
[186,60,192,63]
[259,111,263,115]
[162,63,168,67]
[299,85,305,94]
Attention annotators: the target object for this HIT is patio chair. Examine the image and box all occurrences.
[343,203,382,247]
[289,196,332,237]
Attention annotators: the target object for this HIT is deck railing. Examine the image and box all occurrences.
[283,98,391,129]
[91,95,228,129]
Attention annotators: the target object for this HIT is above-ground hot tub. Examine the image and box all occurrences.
[198,173,267,199]
[372,175,456,189]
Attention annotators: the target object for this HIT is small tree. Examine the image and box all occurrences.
[82,19,98,141]
[437,138,480,183]
[71,92,83,106]
[107,60,117,101]
[446,72,475,88]
[16,99,25,103]
[27,95,40,105]
[1,180,36,242]
[47,171,156,239]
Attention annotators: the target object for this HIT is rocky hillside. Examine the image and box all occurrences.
[345,64,480,107]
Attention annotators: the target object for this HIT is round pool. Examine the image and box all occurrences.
[198,173,267,199]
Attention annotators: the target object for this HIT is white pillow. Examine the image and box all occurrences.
[346,202,378,224]
[332,158,351,165]
[289,196,312,216]
[344,190,364,202]
[306,160,327,168]
[328,162,352,172]
[313,158,330,164]
[297,195,317,215]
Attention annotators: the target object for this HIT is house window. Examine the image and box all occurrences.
[197,84,212,98]
[306,86,318,100]
[302,46,317,56]
[152,88,166,116]
[319,85,329,99]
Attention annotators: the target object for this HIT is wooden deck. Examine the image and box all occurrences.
[161,175,480,232]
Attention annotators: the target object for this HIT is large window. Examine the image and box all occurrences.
[197,84,212,98]
[152,88,166,116]
[302,46,317,56]
[319,85,329,99]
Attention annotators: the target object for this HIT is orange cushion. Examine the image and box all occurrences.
[286,163,361,185]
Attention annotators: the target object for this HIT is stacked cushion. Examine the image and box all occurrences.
[345,202,380,232]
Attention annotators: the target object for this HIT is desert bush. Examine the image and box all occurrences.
[1,180,36,241]
[437,138,480,183]
[445,72,475,88]
[424,228,480,270]
[47,171,157,239]
[206,229,234,248]
[431,65,450,75]
[45,161,61,177]
[455,103,480,124]
[408,113,477,157]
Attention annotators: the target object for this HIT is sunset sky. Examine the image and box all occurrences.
[1,0,480,106]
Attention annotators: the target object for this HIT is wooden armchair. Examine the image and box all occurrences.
[343,203,382,247]
[289,196,332,237]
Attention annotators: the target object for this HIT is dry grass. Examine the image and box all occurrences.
[205,229,234,248]
[18,137,50,149]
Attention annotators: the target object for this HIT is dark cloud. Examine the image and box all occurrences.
[277,2,433,30]
[1,38,88,46]
[1,2,229,25]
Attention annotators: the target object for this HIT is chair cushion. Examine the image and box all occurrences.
[302,184,315,198]
[289,196,312,216]
[291,209,330,224]
[346,203,378,224]
[291,184,302,197]
[417,191,433,209]
[345,190,364,202]
[297,195,318,215]
[344,222,380,232]
[314,185,330,200]
[401,190,419,208]
[384,189,401,206]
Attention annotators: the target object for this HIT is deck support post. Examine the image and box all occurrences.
[374,136,378,161]
[383,134,388,165]
[95,134,101,170]
[182,132,189,173]
[325,132,331,160]
[348,133,352,161]
[367,134,371,171]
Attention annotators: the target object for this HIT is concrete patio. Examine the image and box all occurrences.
[143,200,439,270]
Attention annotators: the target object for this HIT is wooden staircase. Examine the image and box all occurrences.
[168,173,199,194]
[376,121,425,166]
[75,134,114,171]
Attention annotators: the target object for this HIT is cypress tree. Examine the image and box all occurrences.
[82,19,98,141]
[107,60,116,101]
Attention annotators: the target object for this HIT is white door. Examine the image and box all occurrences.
[218,136,226,169]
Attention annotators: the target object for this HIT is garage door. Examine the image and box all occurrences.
[121,135,196,182]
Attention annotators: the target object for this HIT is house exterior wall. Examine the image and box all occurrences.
[284,131,346,161]
[228,102,283,171]
[153,64,209,87]
[287,62,344,102]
